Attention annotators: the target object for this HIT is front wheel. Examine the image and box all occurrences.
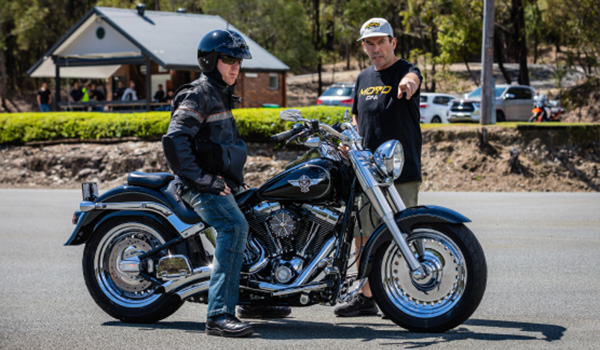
[82,217,184,323]
[370,223,487,332]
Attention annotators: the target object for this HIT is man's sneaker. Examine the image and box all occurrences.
[334,293,379,317]
[238,305,292,319]
[206,313,253,337]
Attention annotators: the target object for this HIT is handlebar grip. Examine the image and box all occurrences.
[270,124,303,143]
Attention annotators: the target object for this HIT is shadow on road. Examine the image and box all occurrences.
[103,317,566,346]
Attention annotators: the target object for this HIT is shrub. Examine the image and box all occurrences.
[0,107,349,145]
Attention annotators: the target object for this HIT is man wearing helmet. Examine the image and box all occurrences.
[162,29,255,337]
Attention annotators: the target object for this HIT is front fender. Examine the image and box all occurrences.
[357,205,470,279]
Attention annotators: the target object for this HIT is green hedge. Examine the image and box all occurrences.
[0,106,349,145]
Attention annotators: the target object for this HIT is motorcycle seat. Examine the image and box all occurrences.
[127,171,174,189]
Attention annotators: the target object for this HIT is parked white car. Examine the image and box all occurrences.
[420,93,456,123]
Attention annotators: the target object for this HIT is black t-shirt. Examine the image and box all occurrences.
[71,88,83,102]
[352,59,423,183]
[154,90,166,102]
[93,89,106,101]
[37,89,51,104]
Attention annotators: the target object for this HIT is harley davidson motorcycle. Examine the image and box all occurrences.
[66,109,487,333]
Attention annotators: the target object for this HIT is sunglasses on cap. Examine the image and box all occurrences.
[219,55,243,65]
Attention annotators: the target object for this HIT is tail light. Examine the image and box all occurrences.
[72,211,82,225]
[317,99,323,105]
[340,98,353,105]
[420,103,428,109]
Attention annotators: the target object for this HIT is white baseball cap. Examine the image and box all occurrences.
[357,18,394,41]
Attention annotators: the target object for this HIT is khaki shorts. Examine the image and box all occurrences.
[353,181,421,238]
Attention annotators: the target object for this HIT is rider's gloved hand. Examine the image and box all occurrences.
[198,175,231,196]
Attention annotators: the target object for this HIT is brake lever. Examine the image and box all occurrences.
[286,129,310,144]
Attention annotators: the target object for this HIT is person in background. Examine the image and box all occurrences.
[37,81,52,112]
[121,81,138,101]
[333,17,423,318]
[70,82,83,103]
[113,81,125,101]
[154,83,166,103]
[90,83,106,112]
[154,83,167,111]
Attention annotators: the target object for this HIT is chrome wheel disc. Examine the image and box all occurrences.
[381,228,466,318]
[94,223,166,308]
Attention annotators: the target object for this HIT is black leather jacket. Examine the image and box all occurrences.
[162,73,247,193]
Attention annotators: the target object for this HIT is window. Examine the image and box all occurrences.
[433,96,453,105]
[269,73,279,90]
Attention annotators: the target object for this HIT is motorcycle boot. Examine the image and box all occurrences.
[334,293,379,317]
[206,313,253,337]
[238,305,292,319]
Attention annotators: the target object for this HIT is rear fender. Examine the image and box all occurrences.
[65,185,183,246]
[357,205,470,279]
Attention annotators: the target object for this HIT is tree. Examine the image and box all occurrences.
[436,0,483,85]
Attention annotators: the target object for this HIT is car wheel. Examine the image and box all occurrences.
[431,116,442,123]
[496,111,505,122]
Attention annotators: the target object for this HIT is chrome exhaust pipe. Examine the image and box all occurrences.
[176,281,210,300]
[162,265,212,293]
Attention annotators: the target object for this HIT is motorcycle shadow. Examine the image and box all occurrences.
[102,317,565,344]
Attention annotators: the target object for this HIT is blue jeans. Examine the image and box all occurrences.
[39,104,50,112]
[181,188,249,317]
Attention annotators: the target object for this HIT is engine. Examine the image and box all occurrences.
[242,202,341,284]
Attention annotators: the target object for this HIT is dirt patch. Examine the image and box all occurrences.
[1,126,598,192]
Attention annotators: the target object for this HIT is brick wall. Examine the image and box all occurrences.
[109,65,286,108]
[237,72,286,108]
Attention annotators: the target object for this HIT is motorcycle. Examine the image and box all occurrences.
[66,109,487,333]
[529,96,563,122]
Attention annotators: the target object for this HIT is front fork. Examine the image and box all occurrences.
[349,151,427,280]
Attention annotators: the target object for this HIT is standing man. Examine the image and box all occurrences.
[36,81,52,112]
[334,18,423,317]
[162,29,254,337]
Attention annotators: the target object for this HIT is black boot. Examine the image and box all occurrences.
[334,293,378,317]
[206,313,253,337]
[238,305,292,319]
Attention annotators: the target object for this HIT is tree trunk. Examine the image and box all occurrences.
[464,58,480,86]
[430,27,437,92]
[0,25,7,112]
[494,29,512,84]
[512,0,530,85]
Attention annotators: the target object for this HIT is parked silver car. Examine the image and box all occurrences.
[448,85,535,122]
[317,82,355,107]
[420,93,456,123]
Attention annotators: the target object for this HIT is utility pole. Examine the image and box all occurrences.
[481,0,495,124]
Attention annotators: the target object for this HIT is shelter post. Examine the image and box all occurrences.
[145,57,151,111]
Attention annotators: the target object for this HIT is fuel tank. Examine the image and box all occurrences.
[257,155,341,203]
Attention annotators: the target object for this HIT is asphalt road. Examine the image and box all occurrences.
[1,190,599,350]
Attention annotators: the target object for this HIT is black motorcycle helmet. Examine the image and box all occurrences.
[197,29,252,73]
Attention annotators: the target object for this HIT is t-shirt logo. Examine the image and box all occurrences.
[359,85,392,100]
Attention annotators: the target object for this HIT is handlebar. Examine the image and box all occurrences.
[270,124,304,143]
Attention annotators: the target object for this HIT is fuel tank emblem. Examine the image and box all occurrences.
[288,175,324,193]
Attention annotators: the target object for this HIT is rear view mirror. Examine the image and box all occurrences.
[279,109,303,122]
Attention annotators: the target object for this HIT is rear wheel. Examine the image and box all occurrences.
[370,223,487,332]
[83,217,184,323]
[431,116,442,123]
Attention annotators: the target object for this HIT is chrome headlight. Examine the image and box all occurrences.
[374,140,404,180]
